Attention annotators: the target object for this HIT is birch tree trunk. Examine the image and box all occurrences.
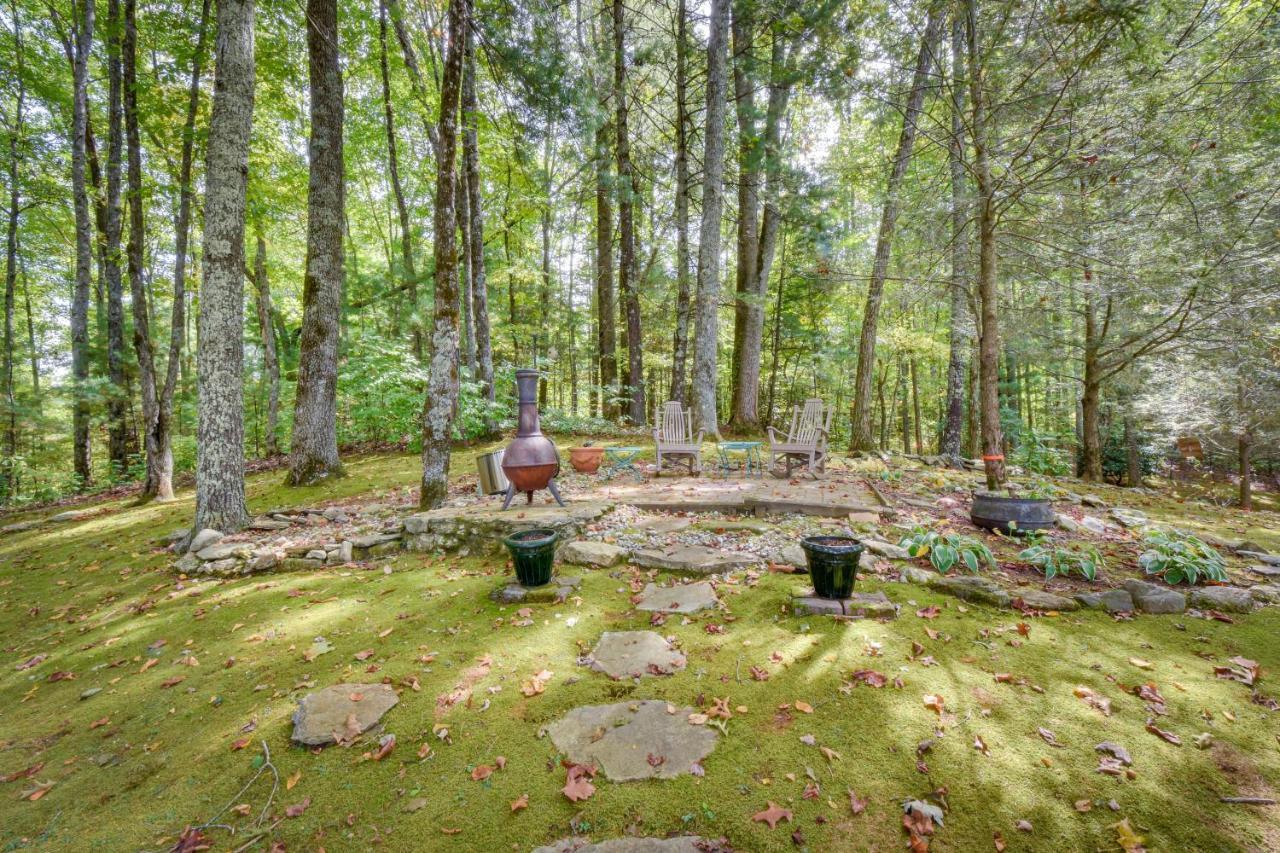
[613,0,644,423]
[418,0,466,509]
[939,12,969,460]
[194,0,255,534]
[965,0,1004,491]
[123,0,175,500]
[378,0,420,361]
[288,0,345,486]
[462,3,494,433]
[669,0,691,407]
[70,0,95,488]
[104,0,130,473]
[848,6,942,451]
[691,0,730,437]
[254,230,280,456]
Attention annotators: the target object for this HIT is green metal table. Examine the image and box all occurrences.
[716,441,764,478]
[604,446,646,479]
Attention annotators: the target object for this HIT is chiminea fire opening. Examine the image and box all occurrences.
[500,369,566,510]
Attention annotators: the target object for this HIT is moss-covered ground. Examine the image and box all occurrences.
[1,452,1278,851]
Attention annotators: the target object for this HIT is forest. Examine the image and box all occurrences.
[3,1,1280,850]
[0,0,1275,517]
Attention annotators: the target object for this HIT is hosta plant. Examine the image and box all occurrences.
[898,526,995,574]
[1019,543,1103,581]
[1138,530,1227,585]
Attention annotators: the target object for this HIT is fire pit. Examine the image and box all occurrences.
[501,369,565,510]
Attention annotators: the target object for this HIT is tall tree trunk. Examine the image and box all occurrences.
[458,173,475,374]
[613,0,644,424]
[966,0,1003,490]
[691,0,730,437]
[2,0,22,492]
[1080,255,1103,481]
[462,12,494,433]
[595,119,617,418]
[22,257,37,398]
[727,0,759,430]
[669,0,691,407]
[939,11,968,459]
[848,6,942,451]
[123,0,174,500]
[418,0,466,509]
[1238,381,1251,510]
[378,0,420,361]
[735,26,792,430]
[70,0,95,488]
[1123,414,1141,487]
[194,0,255,535]
[166,0,210,455]
[254,230,280,455]
[288,0,345,486]
[104,0,129,473]
[911,355,923,453]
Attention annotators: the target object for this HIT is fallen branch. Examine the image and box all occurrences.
[1219,796,1276,805]
[863,479,893,508]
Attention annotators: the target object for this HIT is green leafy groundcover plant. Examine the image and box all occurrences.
[1138,529,1227,585]
[899,526,995,574]
[1019,542,1104,581]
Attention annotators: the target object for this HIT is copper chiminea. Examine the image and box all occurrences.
[500,369,565,509]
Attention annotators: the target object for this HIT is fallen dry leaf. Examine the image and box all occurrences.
[510,793,529,812]
[752,801,793,829]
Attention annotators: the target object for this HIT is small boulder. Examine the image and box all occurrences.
[1055,514,1080,533]
[897,566,935,585]
[864,538,910,560]
[927,575,1010,608]
[1075,589,1134,613]
[1122,579,1186,614]
[1013,589,1079,611]
[1110,508,1148,529]
[187,528,223,554]
[1249,585,1280,604]
[196,541,253,562]
[1080,516,1110,536]
[1188,586,1255,613]
[291,683,399,746]
[561,540,627,568]
[1082,494,1107,508]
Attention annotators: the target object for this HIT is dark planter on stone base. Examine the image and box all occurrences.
[503,528,558,587]
[800,536,864,600]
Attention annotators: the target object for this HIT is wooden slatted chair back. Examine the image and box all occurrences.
[659,401,690,444]
[791,399,827,445]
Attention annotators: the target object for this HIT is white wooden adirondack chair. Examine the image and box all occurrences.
[768,398,833,478]
[653,401,703,476]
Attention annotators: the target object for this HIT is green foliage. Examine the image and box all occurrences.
[898,526,996,574]
[1138,529,1227,585]
[1018,542,1103,581]
[1100,423,1160,483]
[1011,430,1072,477]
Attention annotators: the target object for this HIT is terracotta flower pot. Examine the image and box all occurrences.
[569,446,605,474]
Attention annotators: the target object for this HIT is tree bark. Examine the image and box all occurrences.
[1080,264,1103,481]
[965,0,1004,490]
[613,0,644,423]
[727,0,759,430]
[462,12,494,432]
[104,0,130,473]
[691,0,730,437]
[418,0,467,509]
[939,11,969,460]
[288,0,345,486]
[2,0,23,490]
[848,5,942,451]
[194,0,255,534]
[1238,432,1252,510]
[253,230,280,456]
[123,0,176,500]
[458,172,475,374]
[669,0,691,407]
[378,0,420,361]
[1123,414,1141,487]
[69,0,95,488]
[595,118,617,418]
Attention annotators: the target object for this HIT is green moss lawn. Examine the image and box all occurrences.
[2,452,1278,851]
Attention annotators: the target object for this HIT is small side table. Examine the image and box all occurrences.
[717,441,764,478]
[604,446,646,479]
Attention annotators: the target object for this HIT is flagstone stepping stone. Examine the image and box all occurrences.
[1075,589,1135,612]
[586,631,686,679]
[629,515,693,534]
[691,518,774,535]
[631,544,757,574]
[546,700,718,782]
[291,683,398,746]
[492,576,581,604]
[562,540,628,568]
[534,838,710,853]
[635,581,718,614]
[1011,588,1080,611]
[1188,586,1255,613]
[792,589,897,618]
[1122,579,1186,614]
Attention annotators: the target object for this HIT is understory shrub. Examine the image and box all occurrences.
[1138,529,1227,585]
[1018,542,1103,581]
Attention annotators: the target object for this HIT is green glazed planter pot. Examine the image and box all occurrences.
[800,535,864,600]
[503,528,558,587]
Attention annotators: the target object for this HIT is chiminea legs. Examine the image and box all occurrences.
[500,480,566,509]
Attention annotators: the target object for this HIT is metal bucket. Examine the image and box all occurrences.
[476,450,509,495]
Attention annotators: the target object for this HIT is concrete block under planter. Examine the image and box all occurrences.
[792,589,897,619]
[491,576,581,604]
